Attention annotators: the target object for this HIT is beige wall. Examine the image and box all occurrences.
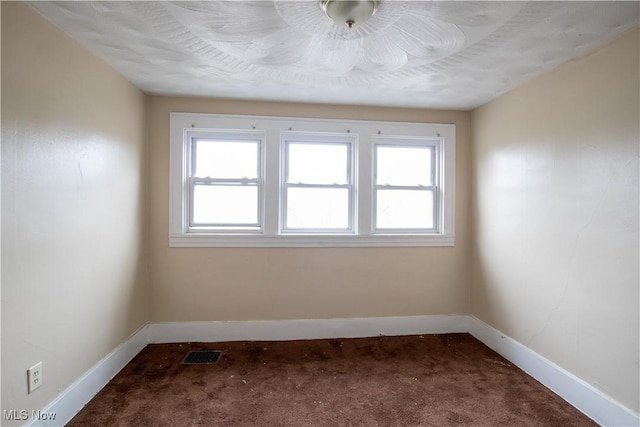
[471,28,639,412]
[148,97,472,322]
[5,0,637,419]
[1,2,148,419]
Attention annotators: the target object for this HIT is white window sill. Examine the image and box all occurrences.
[169,234,455,248]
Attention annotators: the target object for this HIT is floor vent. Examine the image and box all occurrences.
[182,350,222,365]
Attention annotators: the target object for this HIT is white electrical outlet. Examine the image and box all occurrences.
[28,362,43,393]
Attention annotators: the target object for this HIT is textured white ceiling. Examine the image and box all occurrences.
[28,1,639,110]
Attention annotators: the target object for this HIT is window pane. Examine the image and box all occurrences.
[194,140,258,179]
[192,185,258,225]
[376,146,431,186]
[376,189,434,229]
[286,188,349,229]
[288,143,348,184]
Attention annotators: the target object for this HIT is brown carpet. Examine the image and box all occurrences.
[68,334,596,426]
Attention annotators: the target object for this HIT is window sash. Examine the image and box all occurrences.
[192,139,260,179]
[375,145,434,187]
[189,179,262,228]
[373,186,438,233]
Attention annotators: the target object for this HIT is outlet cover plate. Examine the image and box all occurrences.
[28,362,42,393]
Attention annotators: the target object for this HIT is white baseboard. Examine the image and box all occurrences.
[147,315,469,343]
[467,316,640,427]
[30,315,639,427]
[28,325,149,427]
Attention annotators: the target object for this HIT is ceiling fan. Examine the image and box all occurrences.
[320,0,381,29]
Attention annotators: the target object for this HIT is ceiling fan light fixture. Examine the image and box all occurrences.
[320,0,381,29]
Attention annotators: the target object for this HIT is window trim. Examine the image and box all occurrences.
[170,113,455,247]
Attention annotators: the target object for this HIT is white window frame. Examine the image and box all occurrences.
[372,138,440,234]
[187,131,264,232]
[280,132,357,234]
[170,113,455,247]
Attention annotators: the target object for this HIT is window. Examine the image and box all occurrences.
[170,113,455,247]
[281,134,355,233]
[374,142,437,232]
[189,135,263,231]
